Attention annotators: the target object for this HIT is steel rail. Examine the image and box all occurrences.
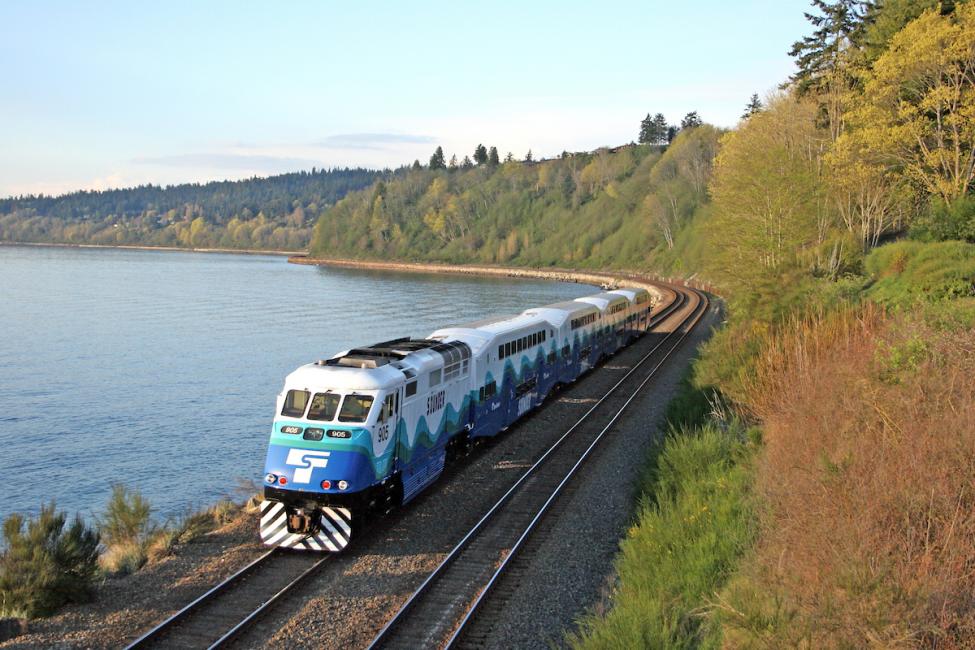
[125,548,279,648]
[367,286,702,650]
[445,290,709,648]
[207,553,333,649]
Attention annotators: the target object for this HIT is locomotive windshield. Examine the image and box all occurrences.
[338,394,374,423]
[281,390,310,417]
[307,392,341,421]
[280,389,375,423]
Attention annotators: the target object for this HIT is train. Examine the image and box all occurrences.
[259,287,656,551]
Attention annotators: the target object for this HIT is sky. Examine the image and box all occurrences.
[0,1,811,198]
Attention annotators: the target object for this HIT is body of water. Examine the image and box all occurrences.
[0,245,596,521]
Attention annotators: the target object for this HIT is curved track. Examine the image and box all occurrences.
[125,283,699,650]
[367,287,708,650]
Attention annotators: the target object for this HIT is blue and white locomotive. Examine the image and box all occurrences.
[259,287,655,551]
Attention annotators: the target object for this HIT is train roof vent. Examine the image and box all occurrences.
[334,355,390,368]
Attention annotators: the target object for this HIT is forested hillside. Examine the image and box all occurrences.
[309,129,719,271]
[0,167,380,250]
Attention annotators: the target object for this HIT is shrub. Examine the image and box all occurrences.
[99,484,152,547]
[910,195,975,243]
[865,240,975,307]
[97,484,156,576]
[0,503,100,618]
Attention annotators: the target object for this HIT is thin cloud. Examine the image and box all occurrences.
[132,153,320,172]
[316,132,436,150]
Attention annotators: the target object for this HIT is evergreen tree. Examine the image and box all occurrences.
[429,146,446,170]
[638,113,654,144]
[680,111,702,130]
[742,93,764,119]
[461,155,474,170]
[488,146,500,166]
[412,159,422,170]
[448,154,458,170]
[525,149,534,162]
[505,151,514,162]
[788,0,866,95]
[652,113,669,144]
[667,125,679,143]
[474,144,488,165]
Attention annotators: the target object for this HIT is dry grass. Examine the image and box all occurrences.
[720,306,975,648]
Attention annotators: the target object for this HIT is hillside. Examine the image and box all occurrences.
[309,130,718,273]
[0,167,381,250]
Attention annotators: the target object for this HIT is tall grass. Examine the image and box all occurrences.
[570,419,757,649]
[718,306,975,647]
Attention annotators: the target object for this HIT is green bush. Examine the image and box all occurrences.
[99,484,152,547]
[97,484,155,575]
[909,195,975,243]
[865,240,975,308]
[0,503,100,618]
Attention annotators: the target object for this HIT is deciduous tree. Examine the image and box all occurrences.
[845,5,975,206]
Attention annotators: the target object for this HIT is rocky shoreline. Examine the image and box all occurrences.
[288,255,710,300]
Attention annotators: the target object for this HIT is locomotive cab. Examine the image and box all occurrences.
[259,336,471,551]
[260,360,405,551]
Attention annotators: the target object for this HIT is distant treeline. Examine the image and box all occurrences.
[0,167,381,250]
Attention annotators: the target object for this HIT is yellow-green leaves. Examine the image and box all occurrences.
[847,5,975,206]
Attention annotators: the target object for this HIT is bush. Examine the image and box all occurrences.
[97,484,155,576]
[99,484,152,547]
[0,503,100,618]
[865,240,975,307]
[910,195,975,243]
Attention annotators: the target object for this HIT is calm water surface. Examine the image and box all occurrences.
[0,246,596,520]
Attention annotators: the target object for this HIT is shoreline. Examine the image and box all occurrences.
[0,240,301,257]
[289,255,711,297]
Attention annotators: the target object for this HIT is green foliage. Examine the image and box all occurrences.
[99,484,152,547]
[310,130,722,272]
[680,111,702,130]
[788,0,865,95]
[910,195,975,243]
[97,484,155,576]
[741,93,763,119]
[429,146,446,170]
[860,0,939,63]
[0,167,378,250]
[570,422,755,649]
[865,240,975,308]
[0,503,100,618]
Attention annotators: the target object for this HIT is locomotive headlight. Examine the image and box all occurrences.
[265,473,277,484]
[338,480,349,491]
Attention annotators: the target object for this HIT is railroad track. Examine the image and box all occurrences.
[124,285,694,650]
[125,548,331,649]
[367,287,708,650]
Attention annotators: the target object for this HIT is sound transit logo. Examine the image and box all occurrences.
[285,449,330,483]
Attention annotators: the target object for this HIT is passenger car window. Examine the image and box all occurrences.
[307,392,340,421]
[405,381,417,397]
[430,369,442,386]
[281,390,310,418]
[338,394,374,423]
